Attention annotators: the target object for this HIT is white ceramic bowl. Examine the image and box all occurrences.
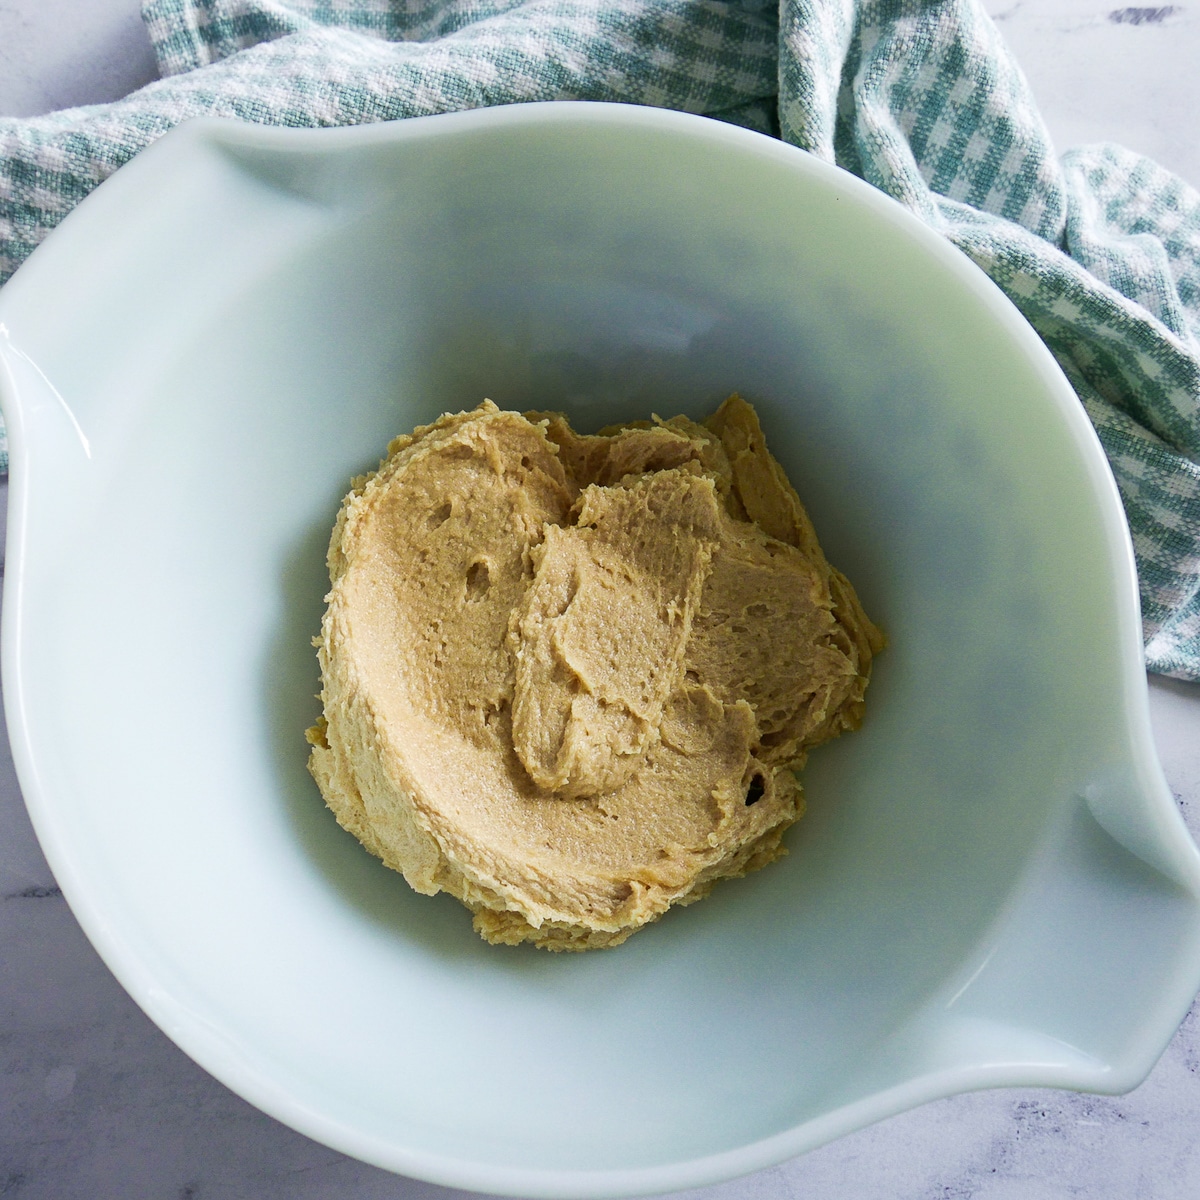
[3,103,1199,1198]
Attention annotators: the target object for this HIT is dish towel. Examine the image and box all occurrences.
[1,0,1198,680]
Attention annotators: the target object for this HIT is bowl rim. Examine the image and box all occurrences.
[2,99,1198,1198]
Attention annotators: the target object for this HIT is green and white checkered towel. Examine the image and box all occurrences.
[2,0,1199,679]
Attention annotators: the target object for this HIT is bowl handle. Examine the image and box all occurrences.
[833,762,1200,1113]
[926,767,1200,1093]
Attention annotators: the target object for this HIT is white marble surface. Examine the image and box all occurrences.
[2,3,1199,1198]
[988,1,1200,186]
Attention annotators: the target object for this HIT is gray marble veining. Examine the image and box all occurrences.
[984,0,1200,185]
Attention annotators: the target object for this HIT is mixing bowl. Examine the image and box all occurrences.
[2,102,1199,1198]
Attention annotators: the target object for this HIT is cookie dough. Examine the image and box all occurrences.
[307,395,883,950]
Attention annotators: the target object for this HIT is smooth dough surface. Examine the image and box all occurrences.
[308,396,883,950]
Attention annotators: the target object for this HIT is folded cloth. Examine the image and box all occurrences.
[1,0,1198,678]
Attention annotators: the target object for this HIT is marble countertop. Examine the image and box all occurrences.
[2,3,1199,1198]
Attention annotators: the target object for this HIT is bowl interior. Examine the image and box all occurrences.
[3,106,1199,1194]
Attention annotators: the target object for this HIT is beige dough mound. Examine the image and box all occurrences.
[307,395,883,950]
